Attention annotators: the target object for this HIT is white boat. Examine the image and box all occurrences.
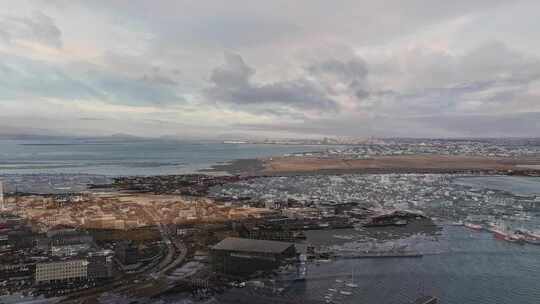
[464,222,483,231]
[339,291,352,296]
[486,222,508,240]
[333,234,354,240]
[345,268,358,288]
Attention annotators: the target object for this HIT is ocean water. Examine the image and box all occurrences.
[0,139,327,176]
[292,225,540,304]
[453,176,540,196]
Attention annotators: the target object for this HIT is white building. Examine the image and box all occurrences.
[35,259,88,284]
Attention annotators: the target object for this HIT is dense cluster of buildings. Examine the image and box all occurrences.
[1,194,150,231]
[314,138,540,158]
[209,174,540,229]
[225,137,540,159]
[0,215,115,295]
[112,174,247,196]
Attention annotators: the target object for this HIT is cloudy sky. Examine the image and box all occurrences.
[1,0,540,138]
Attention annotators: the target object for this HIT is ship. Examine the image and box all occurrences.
[522,230,540,240]
[522,230,540,245]
[504,233,526,244]
[464,222,483,231]
[486,222,508,240]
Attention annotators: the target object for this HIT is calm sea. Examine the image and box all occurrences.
[289,225,540,304]
[0,138,327,176]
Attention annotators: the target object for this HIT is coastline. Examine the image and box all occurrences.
[203,155,540,177]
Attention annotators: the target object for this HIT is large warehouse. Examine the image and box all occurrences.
[210,237,296,276]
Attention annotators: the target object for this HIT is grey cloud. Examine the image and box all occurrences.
[206,52,339,112]
[308,58,368,83]
[0,11,62,48]
[235,111,540,138]
[307,57,369,99]
[209,53,254,88]
[2,1,540,139]
[355,89,371,99]
[104,53,178,86]
[366,41,540,115]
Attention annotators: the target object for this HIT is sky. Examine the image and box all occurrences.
[0,0,539,139]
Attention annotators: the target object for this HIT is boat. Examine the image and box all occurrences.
[339,291,352,296]
[486,222,508,240]
[464,223,483,231]
[316,259,332,263]
[523,230,540,240]
[505,233,526,244]
[333,234,354,240]
[345,268,358,288]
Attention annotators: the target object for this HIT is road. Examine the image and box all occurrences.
[58,205,190,303]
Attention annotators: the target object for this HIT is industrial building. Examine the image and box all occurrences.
[210,237,296,276]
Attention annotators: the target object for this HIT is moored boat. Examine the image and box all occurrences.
[486,222,508,240]
[464,223,483,231]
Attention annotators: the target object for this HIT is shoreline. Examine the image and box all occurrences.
[204,155,540,177]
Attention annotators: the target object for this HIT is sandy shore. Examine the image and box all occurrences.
[210,155,540,176]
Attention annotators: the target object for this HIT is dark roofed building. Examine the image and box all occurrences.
[210,237,296,276]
